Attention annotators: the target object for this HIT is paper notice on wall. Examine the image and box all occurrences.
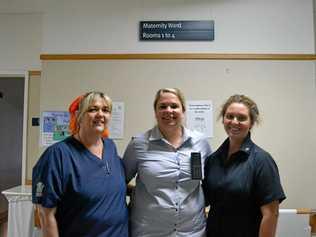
[41,111,70,146]
[186,100,213,138]
[108,102,124,139]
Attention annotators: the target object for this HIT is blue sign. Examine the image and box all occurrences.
[139,20,214,41]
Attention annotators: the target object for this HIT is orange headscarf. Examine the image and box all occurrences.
[68,94,110,138]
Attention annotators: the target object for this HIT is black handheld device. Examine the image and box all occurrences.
[191,152,202,180]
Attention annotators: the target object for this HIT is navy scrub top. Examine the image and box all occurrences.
[202,133,286,237]
[32,136,128,237]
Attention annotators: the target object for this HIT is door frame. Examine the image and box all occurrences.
[0,70,29,185]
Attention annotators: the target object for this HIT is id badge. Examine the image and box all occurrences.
[191,152,202,180]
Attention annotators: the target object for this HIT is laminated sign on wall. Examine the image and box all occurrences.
[41,111,70,146]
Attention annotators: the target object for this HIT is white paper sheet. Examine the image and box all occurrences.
[108,102,124,139]
[186,100,213,138]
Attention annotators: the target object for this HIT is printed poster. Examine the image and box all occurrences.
[41,111,70,146]
[186,100,213,138]
[108,102,124,139]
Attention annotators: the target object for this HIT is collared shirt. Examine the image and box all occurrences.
[202,133,286,237]
[123,126,212,237]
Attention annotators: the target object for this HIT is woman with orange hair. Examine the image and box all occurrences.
[32,91,128,237]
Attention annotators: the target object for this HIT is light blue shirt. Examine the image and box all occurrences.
[123,126,212,237]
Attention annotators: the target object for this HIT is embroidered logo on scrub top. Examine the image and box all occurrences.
[36,182,45,197]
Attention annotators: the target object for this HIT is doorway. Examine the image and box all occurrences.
[0,73,28,225]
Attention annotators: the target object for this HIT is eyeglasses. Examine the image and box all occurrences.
[224,113,249,122]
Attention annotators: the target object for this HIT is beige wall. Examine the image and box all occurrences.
[33,59,316,209]
[26,73,40,180]
[41,0,314,53]
[0,13,42,70]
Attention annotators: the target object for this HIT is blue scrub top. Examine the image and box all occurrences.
[32,136,128,237]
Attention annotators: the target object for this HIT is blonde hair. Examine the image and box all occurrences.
[69,91,112,136]
[153,88,186,112]
[76,91,112,123]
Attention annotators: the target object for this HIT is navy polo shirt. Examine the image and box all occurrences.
[202,133,286,237]
[32,136,128,237]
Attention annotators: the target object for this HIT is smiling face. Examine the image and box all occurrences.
[79,97,111,136]
[155,92,184,130]
[223,102,252,143]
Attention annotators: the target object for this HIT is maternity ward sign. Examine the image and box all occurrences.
[140,20,214,41]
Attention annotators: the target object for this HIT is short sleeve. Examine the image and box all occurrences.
[122,138,138,182]
[32,145,64,208]
[253,152,286,207]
